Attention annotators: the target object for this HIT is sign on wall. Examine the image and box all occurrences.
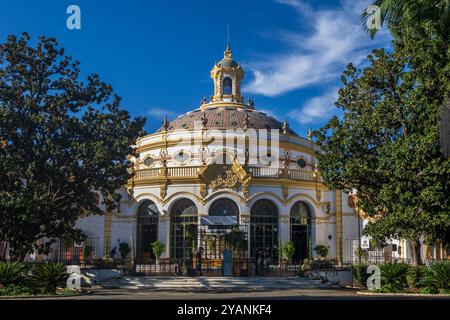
[200,216,238,226]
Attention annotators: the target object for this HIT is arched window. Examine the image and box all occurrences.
[170,198,198,260]
[290,202,311,225]
[208,198,239,216]
[136,200,159,263]
[250,199,279,261]
[223,77,232,95]
[290,201,312,264]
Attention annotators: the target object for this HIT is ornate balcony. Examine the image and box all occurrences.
[132,166,319,182]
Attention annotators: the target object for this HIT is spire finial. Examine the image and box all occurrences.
[227,25,230,51]
[307,124,313,141]
[224,25,232,58]
[282,117,289,135]
[162,115,169,131]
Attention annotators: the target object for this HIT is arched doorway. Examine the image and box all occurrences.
[136,200,159,263]
[290,201,312,264]
[200,198,241,259]
[170,198,198,260]
[250,199,279,263]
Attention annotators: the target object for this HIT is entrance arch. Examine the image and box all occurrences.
[170,198,198,260]
[208,198,239,216]
[201,198,241,259]
[136,200,159,263]
[290,201,312,264]
[250,199,279,261]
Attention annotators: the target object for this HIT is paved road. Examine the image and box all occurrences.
[7,277,450,300]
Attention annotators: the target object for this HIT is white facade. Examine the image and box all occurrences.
[71,45,361,266]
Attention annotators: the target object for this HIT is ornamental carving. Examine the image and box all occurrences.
[160,184,167,199]
[210,169,240,191]
[315,189,322,202]
[242,184,250,199]
[199,184,207,198]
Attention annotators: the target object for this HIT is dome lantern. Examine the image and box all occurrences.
[210,32,244,104]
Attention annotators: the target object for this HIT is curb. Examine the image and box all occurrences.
[356,291,450,298]
[0,292,90,300]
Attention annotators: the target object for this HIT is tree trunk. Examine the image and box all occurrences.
[1,239,7,261]
[439,99,450,158]
[410,239,422,266]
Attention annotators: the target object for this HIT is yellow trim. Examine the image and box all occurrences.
[136,132,315,155]
[103,212,112,257]
[133,189,323,208]
[335,191,343,266]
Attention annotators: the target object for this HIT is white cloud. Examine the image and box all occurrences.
[258,108,278,118]
[148,107,176,119]
[288,88,339,124]
[244,0,390,97]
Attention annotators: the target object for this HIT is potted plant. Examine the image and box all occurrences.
[118,241,131,261]
[83,245,93,265]
[314,244,329,260]
[224,228,247,275]
[207,236,216,258]
[151,240,165,265]
[282,241,296,264]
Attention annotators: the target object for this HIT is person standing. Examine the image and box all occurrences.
[195,247,203,276]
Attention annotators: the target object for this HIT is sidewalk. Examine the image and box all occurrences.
[96,276,333,292]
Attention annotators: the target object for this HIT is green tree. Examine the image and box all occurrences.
[362,1,450,156]
[315,17,450,264]
[0,33,146,260]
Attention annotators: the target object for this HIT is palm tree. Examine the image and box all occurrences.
[362,0,450,39]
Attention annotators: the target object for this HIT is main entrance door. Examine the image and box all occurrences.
[290,201,312,264]
[136,200,159,263]
[291,225,308,263]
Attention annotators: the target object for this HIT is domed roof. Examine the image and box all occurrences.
[218,57,238,68]
[157,107,298,136]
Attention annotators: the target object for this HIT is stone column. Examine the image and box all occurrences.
[279,216,290,244]
[335,191,343,265]
[240,215,251,258]
[158,214,170,259]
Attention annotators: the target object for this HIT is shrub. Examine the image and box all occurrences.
[351,264,369,287]
[83,245,93,263]
[281,241,296,263]
[380,262,409,292]
[301,259,312,273]
[0,262,25,286]
[314,245,329,259]
[93,256,115,269]
[419,286,438,294]
[419,261,450,291]
[30,263,67,294]
[0,284,34,296]
[353,247,369,262]
[119,242,131,260]
[406,265,427,290]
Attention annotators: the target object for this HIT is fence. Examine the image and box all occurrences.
[344,239,421,265]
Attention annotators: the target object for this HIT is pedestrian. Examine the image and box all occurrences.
[195,247,203,276]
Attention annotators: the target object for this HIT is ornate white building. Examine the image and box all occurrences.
[72,43,363,267]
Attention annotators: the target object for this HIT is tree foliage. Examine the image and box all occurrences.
[315,17,450,264]
[362,0,450,39]
[0,33,146,260]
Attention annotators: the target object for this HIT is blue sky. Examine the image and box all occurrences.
[0,0,390,136]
